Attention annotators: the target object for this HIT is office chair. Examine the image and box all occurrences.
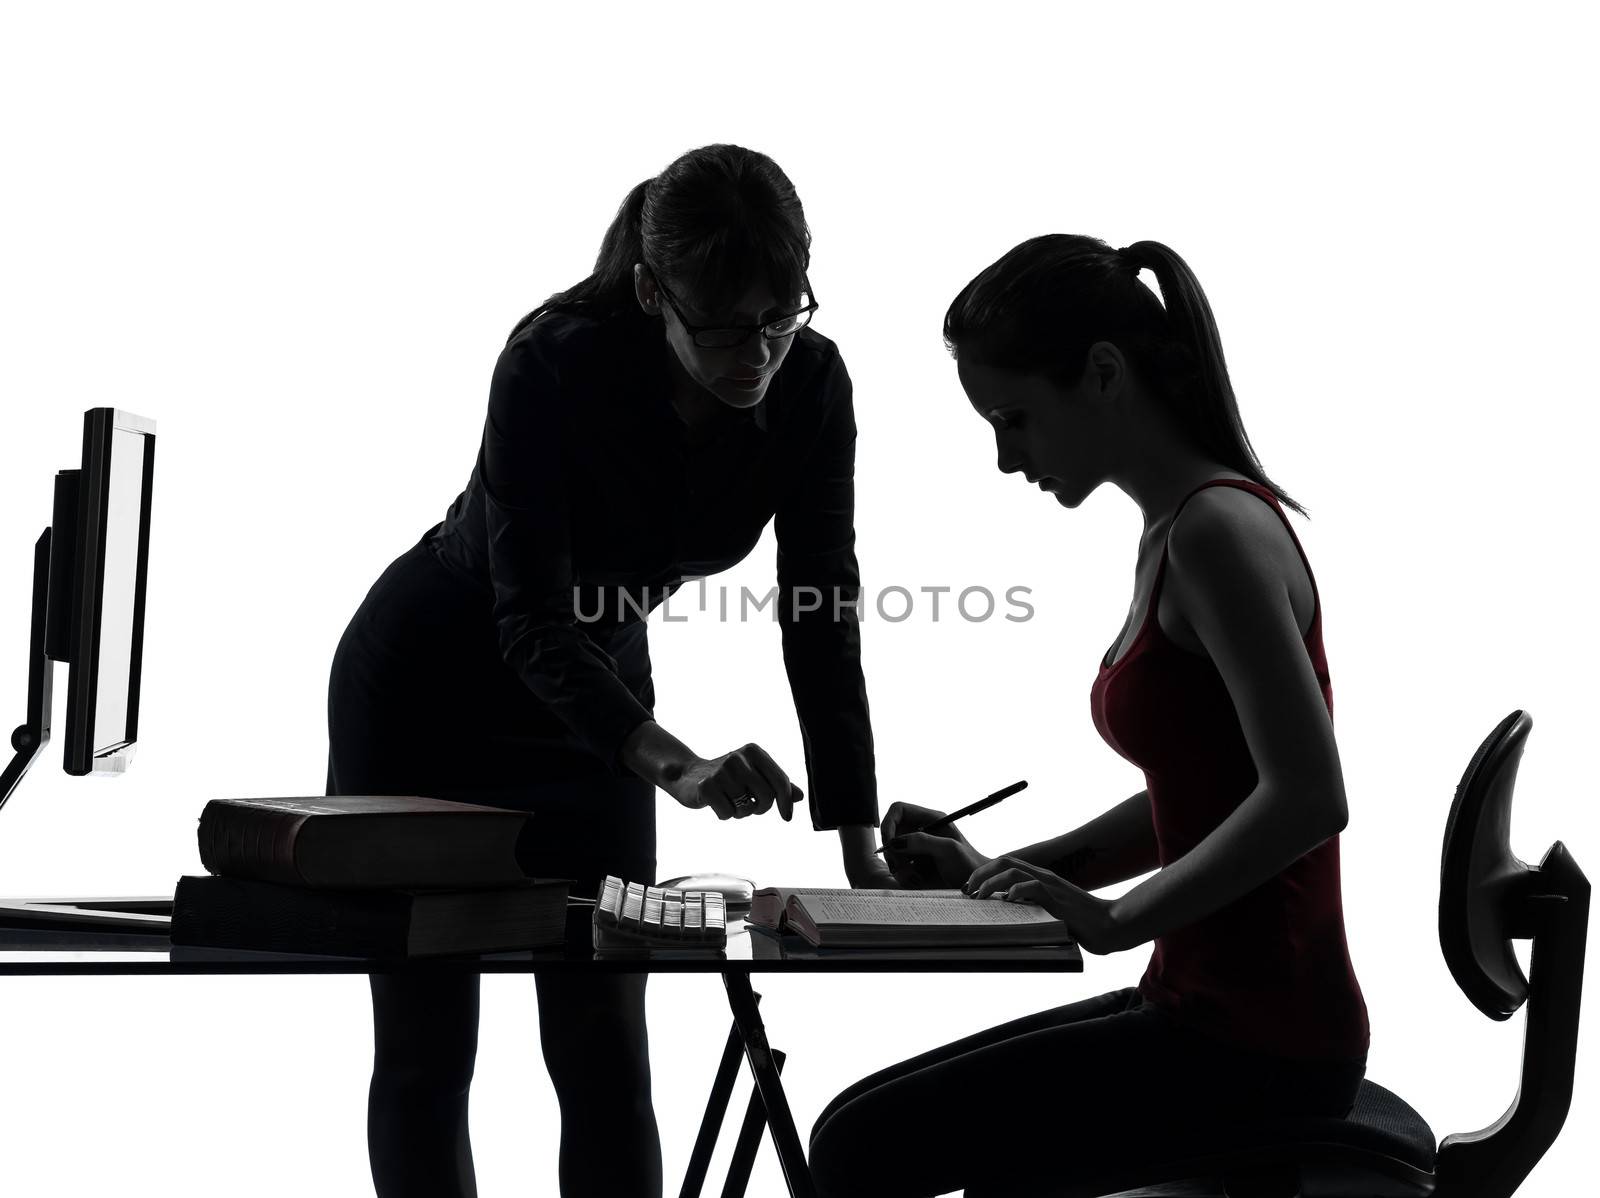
[973,709,1588,1198]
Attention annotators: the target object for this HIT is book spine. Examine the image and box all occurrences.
[784,894,820,945]
[748,889,785,930]
[197,803,310,886]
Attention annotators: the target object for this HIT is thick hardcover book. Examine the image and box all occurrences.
[197,796,533,889]
[170,874,570,958]
[749,886,1076,949]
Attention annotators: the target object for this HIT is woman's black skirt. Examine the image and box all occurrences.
[325,529,656,895]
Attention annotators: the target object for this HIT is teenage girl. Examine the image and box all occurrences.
[808,235,1368,1198]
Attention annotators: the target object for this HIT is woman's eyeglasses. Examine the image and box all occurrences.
[654,277,819,349]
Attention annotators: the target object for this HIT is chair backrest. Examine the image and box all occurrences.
[1434,710,1590,1198]
[1438,710,1534,1018]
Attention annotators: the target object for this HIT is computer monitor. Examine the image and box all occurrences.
[3,408,157,806]
[0,408,169,936]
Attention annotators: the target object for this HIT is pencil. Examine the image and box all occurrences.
[872,780,1028,855]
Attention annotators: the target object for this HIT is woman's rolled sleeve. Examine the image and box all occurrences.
[774,354,880,830]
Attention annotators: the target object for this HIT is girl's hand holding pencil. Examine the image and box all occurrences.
[879,801,992,889]
[876,780,1028,889]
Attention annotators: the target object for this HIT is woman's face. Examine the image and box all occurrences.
[957,356,1111,508]
[636,268,805,410]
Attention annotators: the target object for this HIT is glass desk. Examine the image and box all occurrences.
[0,905,1083,1198]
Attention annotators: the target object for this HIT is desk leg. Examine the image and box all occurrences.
[680,1013,752,1198]
[721,972,816,1198]
[721,1049,785,1198]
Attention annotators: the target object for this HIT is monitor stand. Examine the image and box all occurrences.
[4,529,173,936]
[2,529,53,813]
[0,896,172,933]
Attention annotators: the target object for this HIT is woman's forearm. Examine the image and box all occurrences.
[837,823,876,856]
[619,720,697,789]
[1007,790,1159,891]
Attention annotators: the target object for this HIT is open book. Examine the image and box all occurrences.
[749,886,1075,949]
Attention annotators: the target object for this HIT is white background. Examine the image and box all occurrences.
[1,3,1595,1195]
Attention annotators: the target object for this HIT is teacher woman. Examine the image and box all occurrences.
[326,143,886,1198]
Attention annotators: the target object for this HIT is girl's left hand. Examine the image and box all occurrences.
[964,856,1129,955]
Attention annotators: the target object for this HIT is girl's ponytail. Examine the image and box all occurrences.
[1120,240,1305,517]
[947,233,1306,517]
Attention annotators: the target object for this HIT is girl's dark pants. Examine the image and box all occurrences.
[807,985,1365,1198]
[326,535,660,1198]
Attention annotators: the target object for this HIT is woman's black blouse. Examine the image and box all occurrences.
[426,307,879,831]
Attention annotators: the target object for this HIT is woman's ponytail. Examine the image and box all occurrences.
[505,177,654,344]
[586,178,652,300]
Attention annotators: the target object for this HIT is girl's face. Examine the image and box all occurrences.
[638,269,807,410]
[958,357,1110,508]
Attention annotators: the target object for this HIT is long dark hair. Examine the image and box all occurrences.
[943,234,1305,517]
[506,144,812,345]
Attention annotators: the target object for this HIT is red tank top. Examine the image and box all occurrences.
[1089,478,1369,1063]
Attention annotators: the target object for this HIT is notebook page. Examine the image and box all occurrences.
[800,893,1062,927]
[784,888,957,901]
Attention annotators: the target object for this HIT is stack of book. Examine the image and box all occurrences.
[170,796,570,958]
